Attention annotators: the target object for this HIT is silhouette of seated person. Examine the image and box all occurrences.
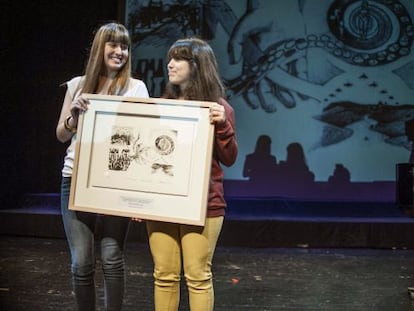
[328,163,350,186]
[405,118,414,163]
[277,142,314,186]
[243,135,277,182]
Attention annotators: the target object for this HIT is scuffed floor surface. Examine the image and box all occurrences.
[1,236,414,310]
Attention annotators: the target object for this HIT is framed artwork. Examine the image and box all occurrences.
[69,94,214,226]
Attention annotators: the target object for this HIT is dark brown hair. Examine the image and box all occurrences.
[163,37,225,102]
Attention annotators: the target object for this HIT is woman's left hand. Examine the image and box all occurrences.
[209,102,226,125]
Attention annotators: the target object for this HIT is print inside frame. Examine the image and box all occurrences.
[69,94,215,226]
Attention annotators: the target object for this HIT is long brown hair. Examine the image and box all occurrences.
[81,23,132,95]
[163,37,225,102]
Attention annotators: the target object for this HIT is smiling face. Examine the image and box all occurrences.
[104,41,129,75]
[167,58,191,90]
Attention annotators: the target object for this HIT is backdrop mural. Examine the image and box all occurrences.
[125,0,414,201]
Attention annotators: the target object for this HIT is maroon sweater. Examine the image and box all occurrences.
[207,98,238,217]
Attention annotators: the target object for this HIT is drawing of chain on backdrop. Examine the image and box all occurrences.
[127,0,414,148]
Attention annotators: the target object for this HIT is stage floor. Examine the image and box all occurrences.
[2,193,414,248]
[1,236,414,310]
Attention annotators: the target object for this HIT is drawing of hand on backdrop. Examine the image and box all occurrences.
[225,0,324,112]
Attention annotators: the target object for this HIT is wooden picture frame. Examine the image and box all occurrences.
[69,94,214,226]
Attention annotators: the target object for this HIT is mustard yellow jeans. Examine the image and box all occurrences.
[146,216,224,311]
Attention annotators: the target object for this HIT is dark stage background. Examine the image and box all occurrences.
[4,0,414,202]
[2,1,414,249]
[3,0,414,202]
[2,0,123,204]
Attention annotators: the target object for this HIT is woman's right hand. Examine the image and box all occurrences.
[70,95,89,123]
[56,94,90,143]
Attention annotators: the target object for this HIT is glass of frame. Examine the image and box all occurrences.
[69,94,214,226]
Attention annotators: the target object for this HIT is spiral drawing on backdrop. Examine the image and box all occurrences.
[127,0,414,150]
[226,0,414,110]
[225,0,414,148]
